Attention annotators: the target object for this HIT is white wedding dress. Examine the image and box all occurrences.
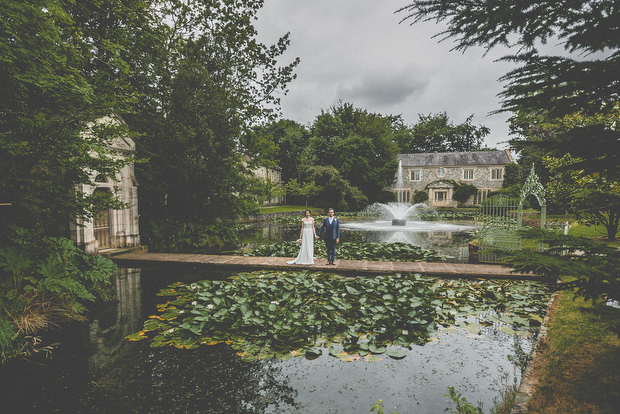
[287,219,315,265]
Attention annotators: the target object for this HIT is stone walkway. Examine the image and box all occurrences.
[109,250,536,279]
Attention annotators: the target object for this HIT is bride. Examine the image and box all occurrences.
[287,209,319,265]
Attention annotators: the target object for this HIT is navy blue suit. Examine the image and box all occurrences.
[318,216,340,263]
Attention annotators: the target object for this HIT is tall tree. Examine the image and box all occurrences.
[303,102,400,204]
[262,119,311,182]
[399,0,620,179]
[123,0,299,250]
[405,112,490,153]
[0,0,146,239]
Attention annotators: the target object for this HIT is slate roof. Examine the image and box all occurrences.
[397,150,513,167]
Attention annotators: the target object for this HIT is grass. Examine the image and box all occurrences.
[526,292,620,414]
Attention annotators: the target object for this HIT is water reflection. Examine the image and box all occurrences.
[238,220,476,262]
[0,267,545,414]
[88,268,142,370]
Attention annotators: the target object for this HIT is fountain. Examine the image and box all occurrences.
[350,201,473,232]
[392,159,413,224]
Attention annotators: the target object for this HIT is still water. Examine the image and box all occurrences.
[238,219,476,263]
[1,266,543,414]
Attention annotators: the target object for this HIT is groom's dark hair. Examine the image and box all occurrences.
[328,208,334,212]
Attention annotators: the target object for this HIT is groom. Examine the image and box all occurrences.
[318,208,340,265]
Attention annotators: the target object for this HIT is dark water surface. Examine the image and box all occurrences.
[1,267,538,414]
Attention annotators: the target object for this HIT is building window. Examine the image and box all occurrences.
[463,169,474,180]
[434,191,447,202]
[473,188,491,205]
[410,170,420,181]
[437,168,446,178]
[491,168,503,180]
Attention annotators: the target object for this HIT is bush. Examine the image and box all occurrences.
[0,227,117,362]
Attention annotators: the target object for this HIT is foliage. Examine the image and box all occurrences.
[418,210,479,222]
[262,119,311,182]
[232,240,443,262]
[571,188,620,241]
[300,102,400,205]
[544,153,620,240]
[284,179,322,207]
[404,112,490,153]
[0,228,117,362]
[526,292,620,413]
[305,165,368,211]
[399,1,620,185]
[370,400,399,414]
[127,271,550,362]
[120,0,298,251]
[501,228,620,302]
[413,190,429,204]
[445,387,484,414]
[145,218,239,254]
[0,0,142,238]
[453,183,478,204]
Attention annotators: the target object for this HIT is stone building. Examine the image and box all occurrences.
[71,117,140,253]
[244,157,284,205]
[394,150,514,207]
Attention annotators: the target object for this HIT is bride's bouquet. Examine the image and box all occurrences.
[296,239,302,245]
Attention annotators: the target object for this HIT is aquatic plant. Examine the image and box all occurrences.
[127,271,551,362]
[233,241,442,262]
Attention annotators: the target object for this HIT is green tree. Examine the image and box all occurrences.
[284,179,322,207]
[405,112,490,153]
[0,0,145,240]
[305,166,368,211]
[263,119,311,182]
[123,0,299,251]
[303,102,400,204]
[546,155,620,240]
[399,0,620,180]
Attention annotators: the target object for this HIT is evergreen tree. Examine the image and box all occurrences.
[399,0,620,179]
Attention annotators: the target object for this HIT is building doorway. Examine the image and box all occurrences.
[93,188,111,249]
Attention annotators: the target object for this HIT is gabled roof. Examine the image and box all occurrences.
[398,150,513,167]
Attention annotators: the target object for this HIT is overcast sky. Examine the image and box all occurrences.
[254,0,519,149]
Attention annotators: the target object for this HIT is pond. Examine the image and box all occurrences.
[237,217,477,263]
[1,266,550,414]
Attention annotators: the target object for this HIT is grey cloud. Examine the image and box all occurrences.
[336,70,428,108]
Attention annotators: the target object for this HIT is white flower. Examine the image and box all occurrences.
[179,310,185,314]
[402,330,409,335]
[207,304,214,309]
[341,293,347,297]
[167,328,175,333]
[191,301,197,306]
[361,306,365,310]
[270,301,279,305]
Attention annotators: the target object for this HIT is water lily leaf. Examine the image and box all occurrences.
[386,348,407,359]
[364,355,383,362]
[499,326,516,335]
[125,332,147,341]
[305,348,322,360]
[329,345,343,356]
[276,352,293,361]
